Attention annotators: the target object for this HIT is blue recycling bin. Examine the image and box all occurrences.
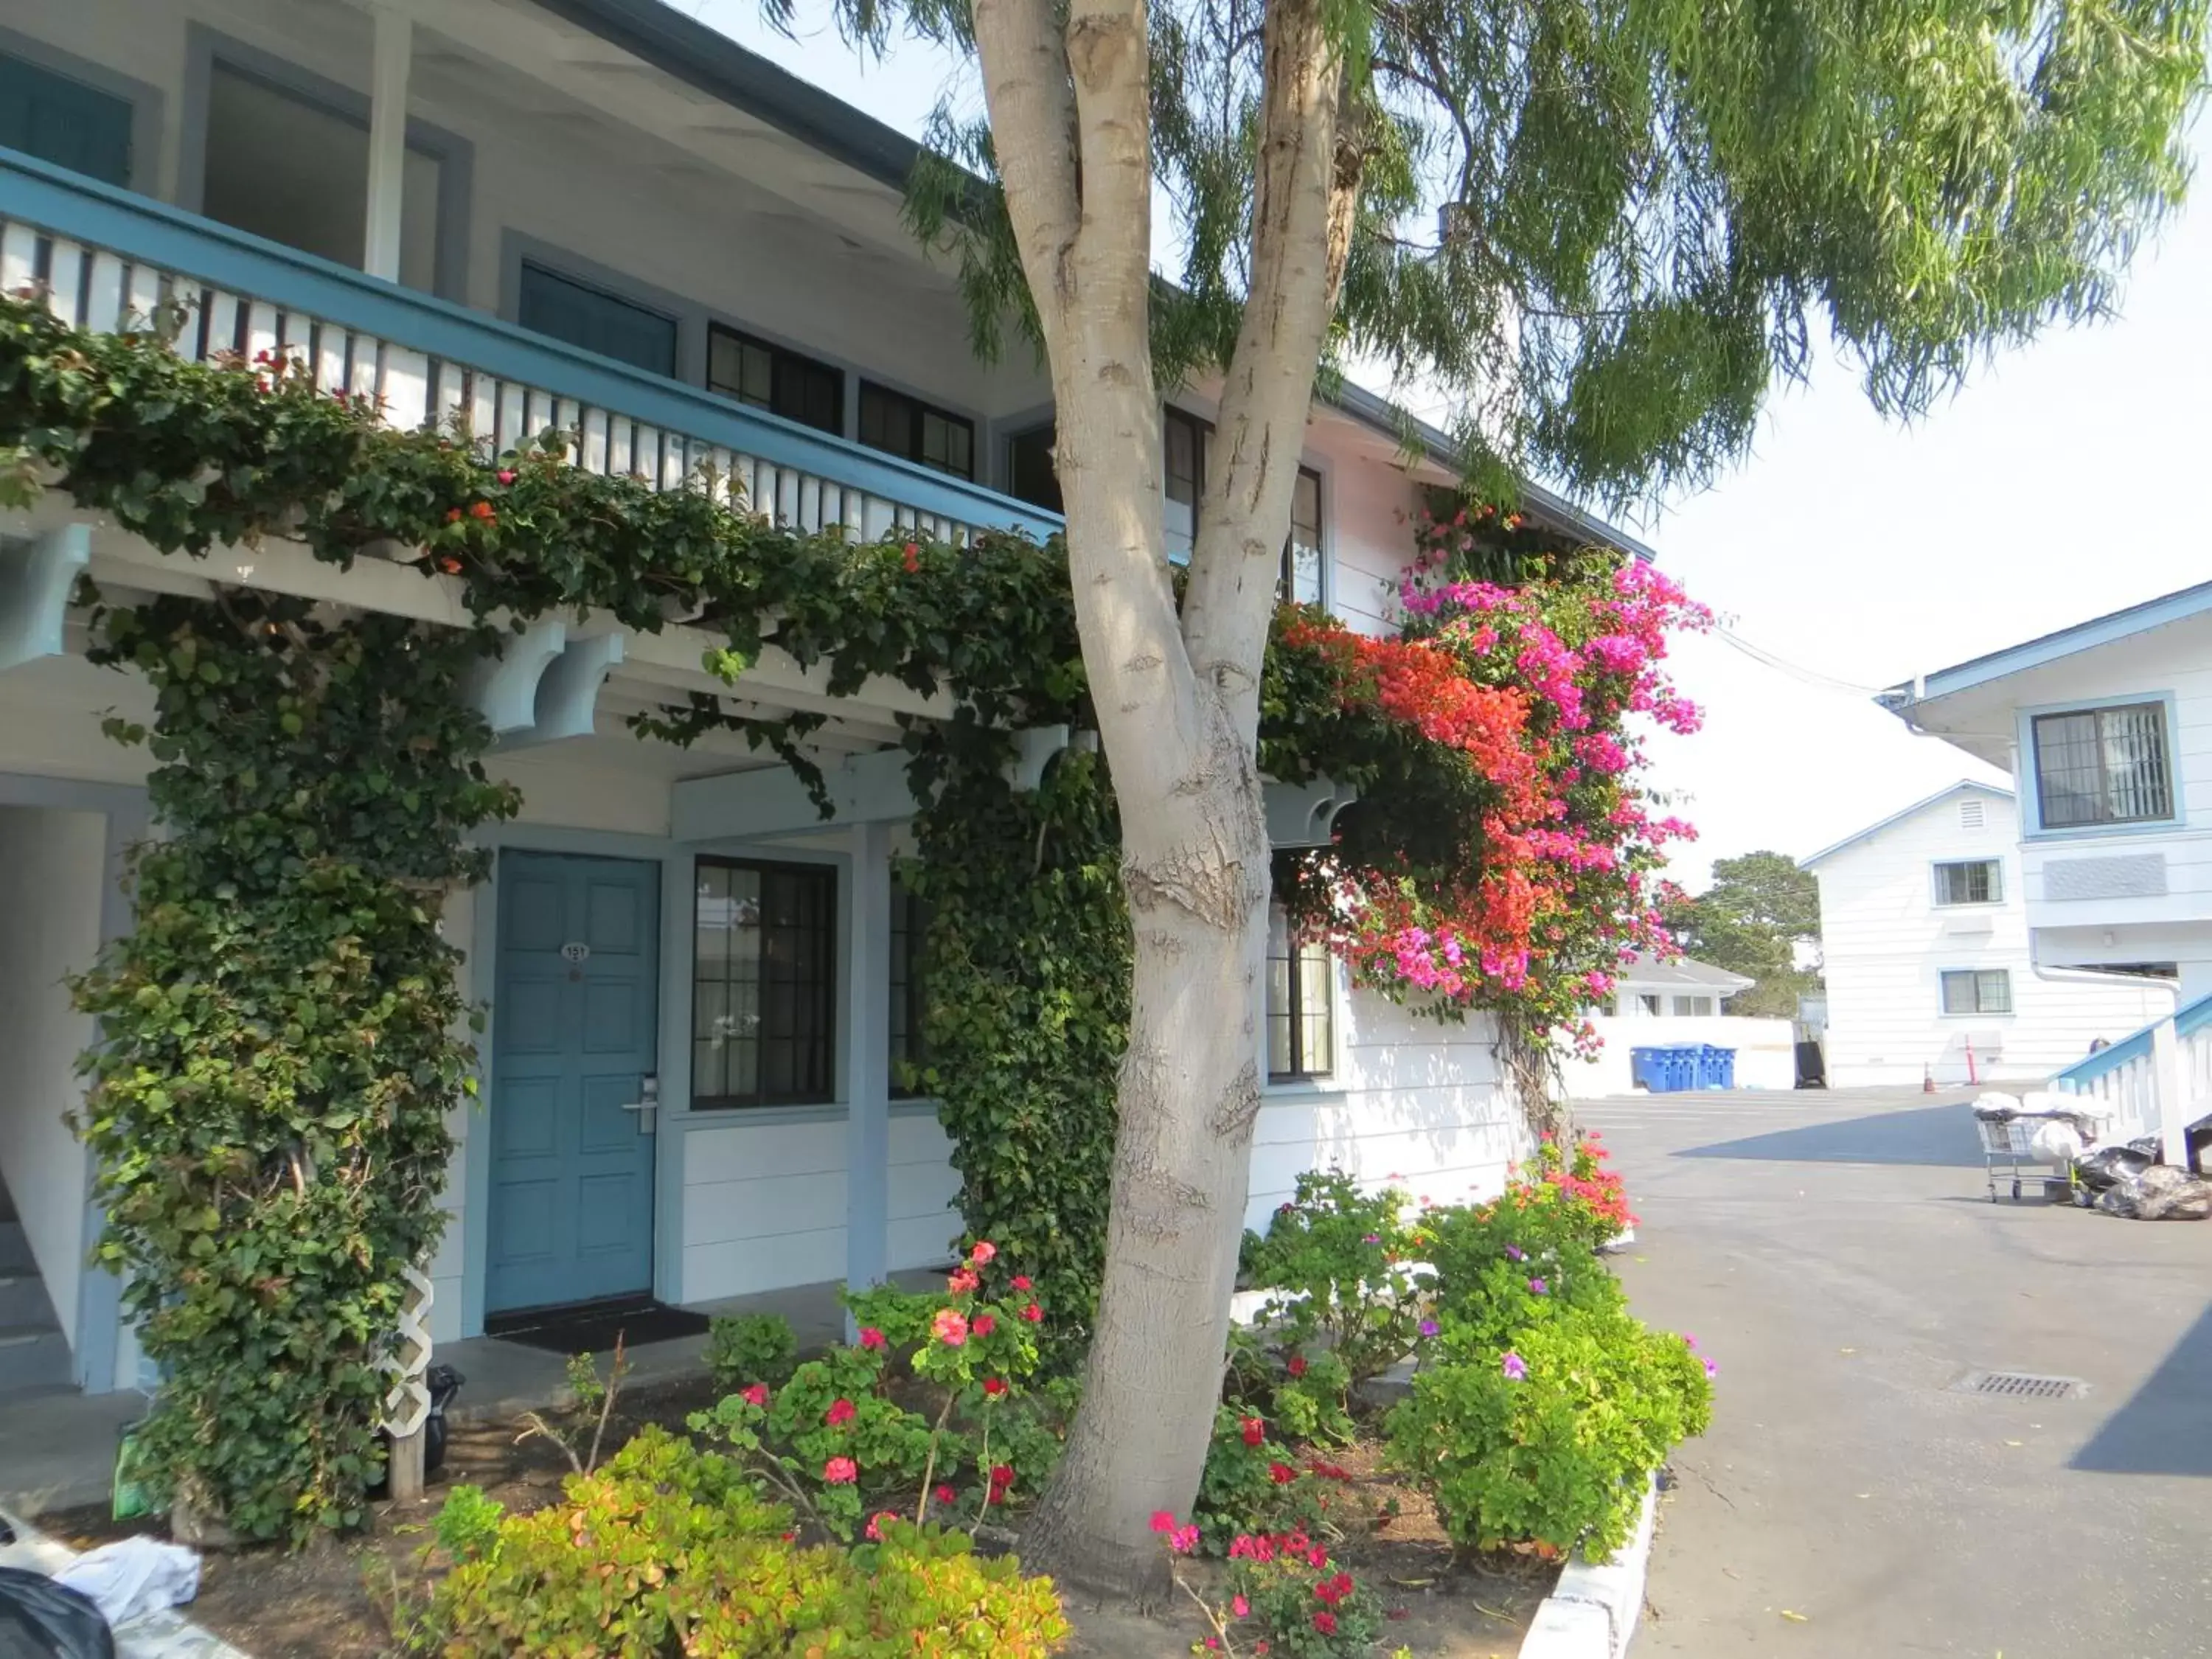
[1632,1043,1703,1092]
[1697,1045,1737,1090]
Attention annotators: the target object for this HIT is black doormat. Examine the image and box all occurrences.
[484,1296,710,1354]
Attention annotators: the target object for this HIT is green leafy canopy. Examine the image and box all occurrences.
[829,0,2202,505]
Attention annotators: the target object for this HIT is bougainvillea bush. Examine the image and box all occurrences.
[1265,504,1708,1052]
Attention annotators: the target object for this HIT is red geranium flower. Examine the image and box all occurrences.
[1240,1417,1265,1447]
[824,1398,856,1426]
[1021,1302,1043,1323]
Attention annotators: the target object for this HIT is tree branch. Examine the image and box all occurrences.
[1180,0,1364,737]
[972,0,1084,339]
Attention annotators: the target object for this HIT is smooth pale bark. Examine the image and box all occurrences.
[967,0,1360,1602]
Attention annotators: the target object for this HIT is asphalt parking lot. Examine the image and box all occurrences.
[1576,1086,2212,1658]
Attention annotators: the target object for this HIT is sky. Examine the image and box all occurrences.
[689,5,2210,890]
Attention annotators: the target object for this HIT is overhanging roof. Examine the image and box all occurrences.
[1798,779,2014,870]
[533,0,1655,563]
[1618,952,1753,993]
[1877,578,2212,713]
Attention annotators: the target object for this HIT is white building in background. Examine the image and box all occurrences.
[1561,953,1798,1096]
[1801,782,2170,1087]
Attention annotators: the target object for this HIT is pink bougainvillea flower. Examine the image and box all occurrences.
[932,1308,969,1346]
[947,1267,981,1295]
[824,1398,856,1426]
[858,1326,887,1350]
[823,1456,858,1484]
[1502,1352,1528,1381]
[971,1312,997,1338]
[967,1240,998,1265]
[740,1383,770,1407]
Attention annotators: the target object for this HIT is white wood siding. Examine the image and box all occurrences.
[1813,787,2168,1085]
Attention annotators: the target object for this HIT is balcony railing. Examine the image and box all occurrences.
[0,147,1062,547]
[2050,986,2212,1164]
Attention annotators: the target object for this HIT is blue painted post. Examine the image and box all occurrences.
[844,821,892,1336]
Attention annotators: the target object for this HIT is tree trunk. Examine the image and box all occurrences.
[964,0,1360,1604]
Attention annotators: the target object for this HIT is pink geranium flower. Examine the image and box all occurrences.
[858,1326,888,1350]
[932,1308,969,1346]
[823,1456,858,1484]
[824,1398,856,1426]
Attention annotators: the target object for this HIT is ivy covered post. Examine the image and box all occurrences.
[71,594,517,1544]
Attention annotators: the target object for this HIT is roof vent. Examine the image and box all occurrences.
[1959,799,1986,831]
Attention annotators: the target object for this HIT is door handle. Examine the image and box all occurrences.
[619,1074,660,1135]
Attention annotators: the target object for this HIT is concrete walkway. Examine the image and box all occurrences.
[0,1274,883,1518]
[1579,1086,2212,1658]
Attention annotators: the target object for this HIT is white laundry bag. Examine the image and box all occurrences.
[52,1536,199,1626]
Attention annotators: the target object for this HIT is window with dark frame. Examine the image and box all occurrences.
[1265,861,1335,1082]
[691,858,837,1109]
[516,261,677,378]
[1939,968,2012,1016]
[888,880,929,1096]
[2031,702,2174,830]
[858,382,975,479]
[1281,467,1324,605]
[1006,423,1062,514]
[1933,859,2003,906]
[706,324,843,437]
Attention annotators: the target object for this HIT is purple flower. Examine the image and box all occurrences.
[1702,1357,1719,1380]
[1505,1245,1526,1262]
[1528,1277,1548,1295]
[1363,1234,1381,1245]
[1419,1318,1439,1338]
[1501,1352,1527,1381]
[1682,1333,1697,1349]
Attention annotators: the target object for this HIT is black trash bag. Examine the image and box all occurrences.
[368,1363,465,1499]
[0,1566,116,1659]
[2073,1144,2156,1192]
[2114,1164,2212,1221]
[2127,1135,2163,1158]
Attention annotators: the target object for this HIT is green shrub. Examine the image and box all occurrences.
[413,1427,1068,1656]
[1384,1304,1711,1558]
[1241,1169,1433,1394]
[706,1312,800,1391]
[1413,1197,1624,1350]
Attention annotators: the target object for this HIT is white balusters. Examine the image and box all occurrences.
[84,251,125,334]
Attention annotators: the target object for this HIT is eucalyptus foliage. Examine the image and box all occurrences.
[890,0,2205,503]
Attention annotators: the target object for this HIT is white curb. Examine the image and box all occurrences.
[0,1508,251,1658]
[1517,1472,1660,1659]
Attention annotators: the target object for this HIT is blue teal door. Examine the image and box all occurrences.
[488,852,661,1314]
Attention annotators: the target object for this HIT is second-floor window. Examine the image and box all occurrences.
[2031,702,2173,830]
[860,383,975,479]
[1282,468,1324,605]
[1266,859,1335,1082]
[0,52,133,187]
[1933,859,2003,905]
[518,261,678,378]
[707,325,842,436]
[1939,968,2012,1016]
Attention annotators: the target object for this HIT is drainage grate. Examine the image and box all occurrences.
[1953,1371,2087,1401]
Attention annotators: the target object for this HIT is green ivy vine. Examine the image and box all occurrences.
[69,594,518,1542]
